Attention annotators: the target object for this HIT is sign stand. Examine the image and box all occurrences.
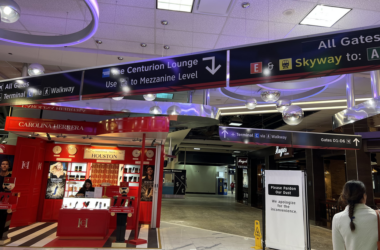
[262,170,310,250]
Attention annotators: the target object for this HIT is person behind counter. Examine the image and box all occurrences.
[76,179,95,197]
[50,162,65,179]
[0,160,11,192]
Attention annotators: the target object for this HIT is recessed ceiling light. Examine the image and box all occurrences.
[241,2,250,8]
[157,0,194,13]
[283,9,294,16]
[300,5,351,27]
[140,43,147,47]
[164,45,170,50]
[8,53,12,55]
[161,20,168,25]
[118,56,123,60]
[95,39,102,44]
[194,148,200,150]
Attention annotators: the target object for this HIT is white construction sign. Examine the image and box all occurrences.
[265,170,310,250]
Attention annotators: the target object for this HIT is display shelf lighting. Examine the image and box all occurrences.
[300,5,351,27]
[194,148,200,150]
[157,0,194,13]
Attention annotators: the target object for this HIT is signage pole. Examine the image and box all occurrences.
[129,133,147,245]
[262,171,265,250]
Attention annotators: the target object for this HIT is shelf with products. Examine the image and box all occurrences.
[90,163,124,187]
[64,163,89,198]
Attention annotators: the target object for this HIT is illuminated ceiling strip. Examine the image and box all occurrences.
[218,98,371,110]
[221,106,348,116]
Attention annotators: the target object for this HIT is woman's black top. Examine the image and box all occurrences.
[77,187,95,196]
[0,173,12,192]
[50,172,65,179]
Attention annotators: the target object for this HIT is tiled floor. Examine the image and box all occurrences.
[161,193,333,250]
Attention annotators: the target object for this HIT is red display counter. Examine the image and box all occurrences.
[57,209,110,239]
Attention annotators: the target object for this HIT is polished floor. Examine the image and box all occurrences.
[161,193,333,250]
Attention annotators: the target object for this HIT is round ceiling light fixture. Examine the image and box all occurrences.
[140,43,147,47]
[282,105,304,125]
[0,0,20,23]
[245,98,257,110]
[276,99,291,112]
[95,39,102,44]
[0,0,99,47]
[161,20,168,25]
[283,9,295,16]
[121,109,130,113]
[27,63,45,76]
[241,2,250,8]
[167,105,181,115]
[164,45,170,50]
[143,94,156,101]
[149,106,162,115]
[261,90,281,103]
[117,56,123,60]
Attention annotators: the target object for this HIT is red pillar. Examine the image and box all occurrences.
[11,137,46,227]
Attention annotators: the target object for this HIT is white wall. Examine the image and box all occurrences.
[176,164,217,194]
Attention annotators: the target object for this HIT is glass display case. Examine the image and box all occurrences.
[124,164,140,187]
[62,197,111,210]
[64,163,88,198]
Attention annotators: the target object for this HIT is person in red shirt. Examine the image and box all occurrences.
[230,182,235,194]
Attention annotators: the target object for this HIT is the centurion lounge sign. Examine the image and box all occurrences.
[84,148,125,161]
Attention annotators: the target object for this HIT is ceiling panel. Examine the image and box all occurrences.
[154,44,192,56]
[229,0,270,21]
[267,0,315,24]
[98,0,156,9]
[334,9,380,29]
[193,14,228,34]
[20,15,68,34]
[155,10,194,32]
[192,33,219,49]
[317,0,380,12]
[214,35,266,49]
[115,6,155,27]
[15,0,85,20]
[156,29,193,47]
[113,25,156,43]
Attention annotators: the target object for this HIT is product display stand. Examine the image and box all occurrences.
[128,133,147,246]
[109,186,134,248]
[101,182,111,198]
[0,192,19,245]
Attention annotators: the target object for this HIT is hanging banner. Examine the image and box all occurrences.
[82,51,226,99]
[230,26,380,86]
[0,72,82,106]
[265,170,310,250]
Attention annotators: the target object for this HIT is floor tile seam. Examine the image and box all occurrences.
[161,222,255,240]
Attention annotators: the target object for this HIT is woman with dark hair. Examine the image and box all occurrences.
[76,179,94,197]
[332,180,378,249]
[0,159,12,192]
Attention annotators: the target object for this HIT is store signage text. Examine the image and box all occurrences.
[220,126,362,150]
[84,149,125,161]
[237,157,248,169]
[268,184,299,197]
[274,146,293,159]
[18,122,84,131]
[230,26,380,86]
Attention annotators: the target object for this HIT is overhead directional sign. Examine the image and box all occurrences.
[219,126,362,150]
[82,51,226,100]
[291,132,362,150]
[229,26,380,86]
[0,72,82,106]
[219,126,292,147]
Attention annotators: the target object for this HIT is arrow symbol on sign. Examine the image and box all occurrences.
[353,138,360,146]
[221,130,228,138]
[203,56,221,75]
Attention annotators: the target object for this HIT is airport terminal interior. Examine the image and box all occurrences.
[0,0,380,250]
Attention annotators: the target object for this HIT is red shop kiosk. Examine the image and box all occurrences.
[4,116,169,246]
